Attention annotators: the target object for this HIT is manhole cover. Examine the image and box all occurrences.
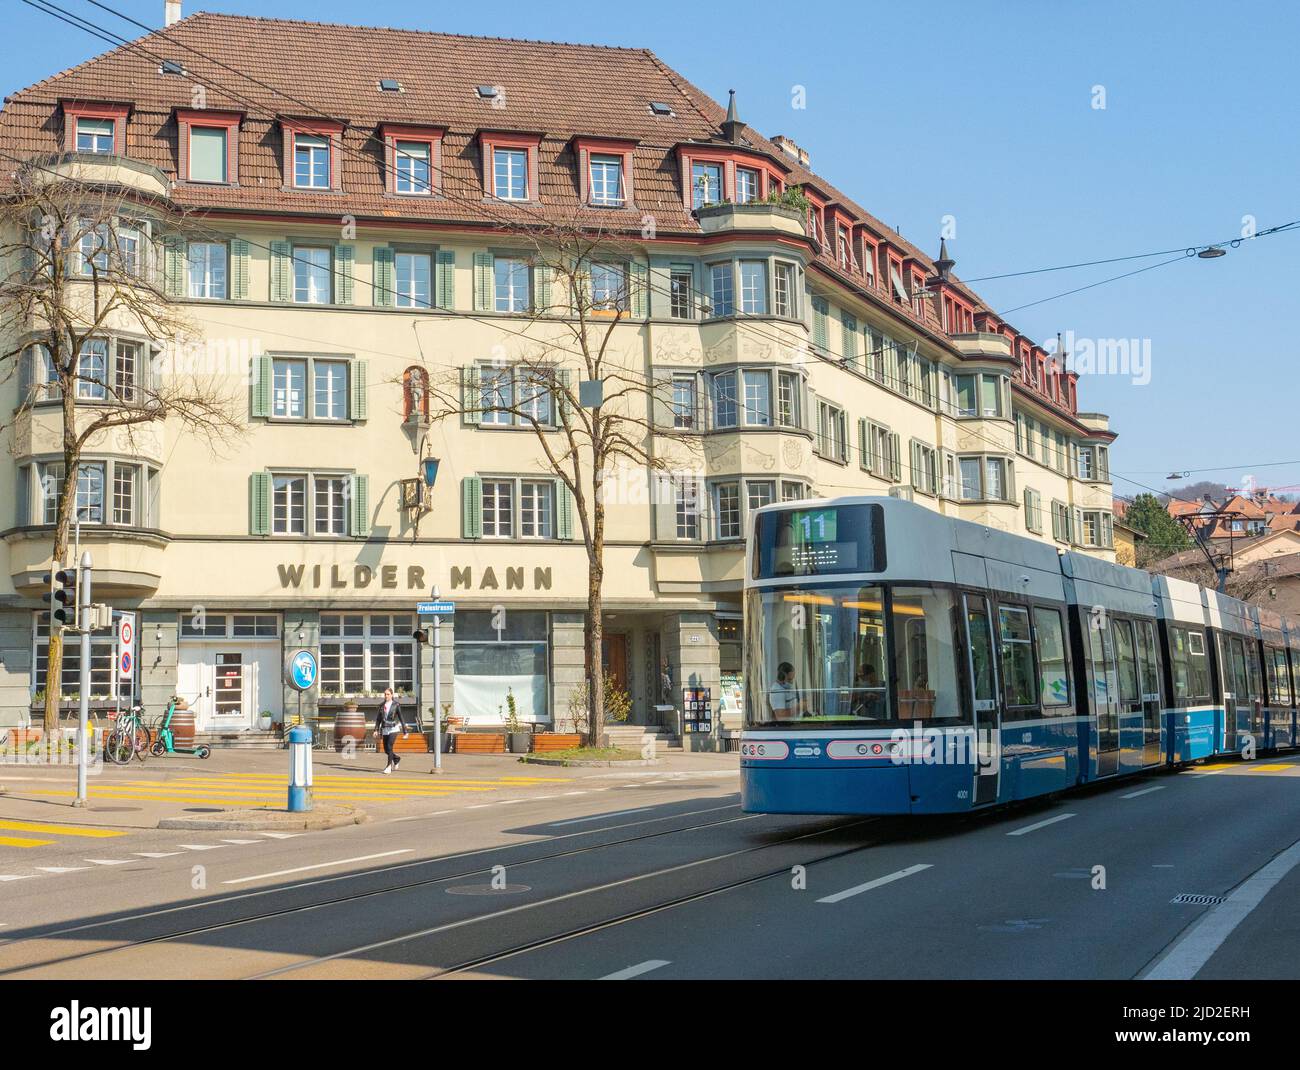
[1171,893,1226,906]
[445,884,532,896]
[88,806,141,813]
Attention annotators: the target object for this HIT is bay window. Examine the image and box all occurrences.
[76,340,108,400]
[709,262,734,317]
[675,475,700,540]
[777,370,801,427]
[735,167,760,203]
[738,260,768,314]
[742,369,771,426]
[774,261,796,317]
[670,265,694,319]
[672,375,698,430]
[713,478,778,540]
[713,371,738,428]
[691,161,722,208]
[957,455,1013,502]
[34,459,156,529]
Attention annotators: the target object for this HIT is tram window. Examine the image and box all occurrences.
[1268,648,1292,705]
[890,587,959,721]
[1113,619,1140,704]
[1032,607,1070,708]
[1135,620,1160,700]
[966,601,997,709]
[1170,627,1190,705]
[1244,644,1263,704]
[997,605,1039,709]
[1185,628,1210,702]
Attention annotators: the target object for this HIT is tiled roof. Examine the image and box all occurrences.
[0,13,1056,360]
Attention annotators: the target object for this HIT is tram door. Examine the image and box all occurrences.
[1089,615,1121,777]
[1134,620,1163,765]
[962,593,1001,806]
[1222,636,1250,754]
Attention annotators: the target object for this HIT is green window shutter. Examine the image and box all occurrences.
[349,359,368,421]
[334,244,354,305]
[269,240,292,302]
[812,297,829,350]
[629,260,649,320]
[472,251,494,312]
[249,471,270,535]
[841,319,858,365]
[372,247,395,306]
[462,476,483,539]
[436,249,456,310]
[556,481,575,540]
[164,236,186,297]
[890,433,902,483]
[461,364,482,426]
[230,239,250,300]
[534,264,553,315]
[251,354,272,418]
[556,367,572,422]
[350,474,370,537]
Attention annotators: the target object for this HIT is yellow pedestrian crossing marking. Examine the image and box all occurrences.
[0,836,55,848]
[0,820,125,839]
[1247,764,1294,772]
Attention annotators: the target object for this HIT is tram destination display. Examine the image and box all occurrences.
[753,502,886,578]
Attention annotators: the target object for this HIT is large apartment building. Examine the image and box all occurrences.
[0,10,1117,738]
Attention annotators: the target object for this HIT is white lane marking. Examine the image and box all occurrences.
[36,866,90,874]
[85,859,132,866]
[562,791,588,797]
[259,833,302,839]
[817,864,932,904]
[532,795,557,800]
[177,844,224,851]
[497,799,525,805]
[550,808,653,827]
[1007,813,1076,837]
[1122,786,1166,799]
[221,839,263,845]
[134,852,182,859]
[0,876,33,882]
[465,805,492,810]
[1142,838,1300,980]
[222,850,414,885]
[601,959,671,980]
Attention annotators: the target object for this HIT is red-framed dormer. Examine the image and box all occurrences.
[854,224,880,288]
[282,117,344,191]
[380,123,445,196]
[62,99,130,156]
[884,246,907,305]
[572,136,637,208]
[675,144,787,210]
[802,185,828,248]
[941,290,975,334]
[176,109,241,185]
[479,130,542,202]
[828,206,858,274]
[907,261,929,320]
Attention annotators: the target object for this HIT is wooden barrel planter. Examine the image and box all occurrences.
[170,704,196,747]
[334,708,367,752]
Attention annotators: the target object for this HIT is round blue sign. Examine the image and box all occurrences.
[287,649,318,691]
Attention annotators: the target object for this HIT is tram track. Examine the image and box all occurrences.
[0,800,847,977]
[252,816,880,979]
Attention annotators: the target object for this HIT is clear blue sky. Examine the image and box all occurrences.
[7,0,1298,501]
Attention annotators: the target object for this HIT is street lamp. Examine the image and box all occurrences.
[421,455,440,488]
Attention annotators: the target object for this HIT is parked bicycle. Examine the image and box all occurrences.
[104,703,152,765]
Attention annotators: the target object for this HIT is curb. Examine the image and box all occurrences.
[158,803,367,831]
[520,757,662,768]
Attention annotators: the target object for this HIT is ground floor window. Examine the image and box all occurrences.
[32,616,115,701]
[319,613,415,697]
[453,610,549,724]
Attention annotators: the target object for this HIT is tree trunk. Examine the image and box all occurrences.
[43,389,79,737]
[584,468,607,748]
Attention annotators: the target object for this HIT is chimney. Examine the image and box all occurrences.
[770,134,810,168]
[165,1,182,27]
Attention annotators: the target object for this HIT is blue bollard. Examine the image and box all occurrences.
[287,726,313,812]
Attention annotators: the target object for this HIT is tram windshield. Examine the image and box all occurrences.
[744,584,965,729]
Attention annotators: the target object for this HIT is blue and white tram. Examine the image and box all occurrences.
[740,496,1299,816]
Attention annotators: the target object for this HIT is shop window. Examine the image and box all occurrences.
[454,610,549,723]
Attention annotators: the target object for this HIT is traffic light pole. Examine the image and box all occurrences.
[73,551,92,808]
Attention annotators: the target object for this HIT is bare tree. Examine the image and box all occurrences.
[421,212,699,746]
[0,162,242,737]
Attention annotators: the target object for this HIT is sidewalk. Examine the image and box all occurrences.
[0,745,740,830]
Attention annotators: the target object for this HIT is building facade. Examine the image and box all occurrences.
[0,11,1118,738]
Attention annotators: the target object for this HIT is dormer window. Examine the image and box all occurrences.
[735,167,759,203]
[77,118,114,154]
[479,133,540,202]
[495,148,527,199]
[575,138,635,208]
[63,101,129,156]
[395,141,431,194]
[692,161,722,209]
[295,134,330,188]
[177,110,240,184]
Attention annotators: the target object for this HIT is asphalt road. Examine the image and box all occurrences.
[1,755,1297,979]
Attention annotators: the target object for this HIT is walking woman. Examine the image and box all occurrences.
[374,688,410,774]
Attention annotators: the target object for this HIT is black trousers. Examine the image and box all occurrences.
[382,732,399,763]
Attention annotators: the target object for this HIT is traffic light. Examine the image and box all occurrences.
[412,626,430,643]
[42,568,77,629]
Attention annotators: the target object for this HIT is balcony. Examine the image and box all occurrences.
[695,201,807,239]
[30,151,171,200]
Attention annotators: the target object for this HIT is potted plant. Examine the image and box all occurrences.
[504,689,531,753]
[258,710,273,731]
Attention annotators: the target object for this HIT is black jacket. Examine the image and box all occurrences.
[374,701,412,734]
